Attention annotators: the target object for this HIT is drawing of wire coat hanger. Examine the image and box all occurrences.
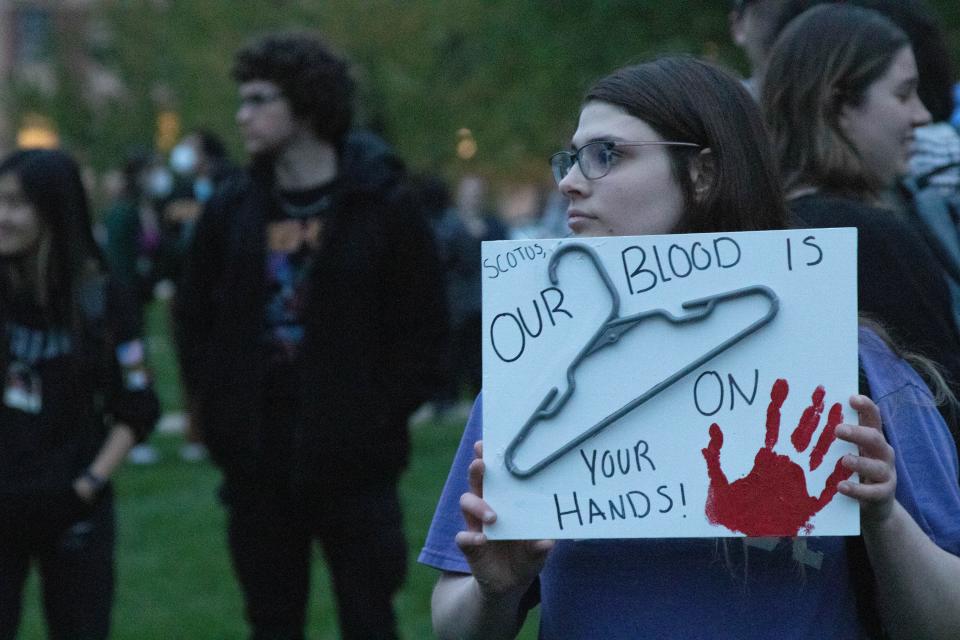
[504,242,779,479]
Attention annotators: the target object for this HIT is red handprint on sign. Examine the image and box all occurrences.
[701,378,854,536]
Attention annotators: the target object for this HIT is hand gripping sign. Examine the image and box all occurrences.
[480,229,859,539]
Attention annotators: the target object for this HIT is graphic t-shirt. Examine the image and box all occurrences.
[1,285,157,495]
[418,328,960,639]
[3,321,72,416]
[2,313,96,495]
[263,182,336,374]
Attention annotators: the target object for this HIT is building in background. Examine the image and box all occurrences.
[0,0,130,152]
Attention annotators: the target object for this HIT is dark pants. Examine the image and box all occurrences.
[0,492,115,640]
[437,311,482,405]
[223,482,407,640]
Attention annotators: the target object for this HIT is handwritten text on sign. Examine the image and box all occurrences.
[481,229,859,540]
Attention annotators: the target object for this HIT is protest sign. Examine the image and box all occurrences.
[481,229,859,539]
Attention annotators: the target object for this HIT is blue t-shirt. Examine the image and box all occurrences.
[419,328,960,639]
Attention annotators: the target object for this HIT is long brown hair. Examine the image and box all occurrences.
[761,4,909,199]
[585,56,788,233]
[0,149,105,336]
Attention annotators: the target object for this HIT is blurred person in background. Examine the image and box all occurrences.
[102,149,165,311]
[731,0,960,327]
[102,148,169,466]
[858,0,960,327]
[174,32,446,640]
[165,129,238,463]
[405,173,455,425]
[763,4,960,434]
[873,0,960,197]
[165,128,238,274]
[728,0,826,97]
[0,149,159,639]
[432,175,506,418]
[408,172,451,227]
[531,190,571,240]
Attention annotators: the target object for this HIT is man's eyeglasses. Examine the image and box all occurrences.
[549,140,701,184]
[239,90,283,109]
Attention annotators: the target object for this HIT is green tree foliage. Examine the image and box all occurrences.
[22,1,960,183]
[87,1,740,180]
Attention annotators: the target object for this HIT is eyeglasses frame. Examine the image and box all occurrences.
[238,90,285,110]
[550,140,702,184]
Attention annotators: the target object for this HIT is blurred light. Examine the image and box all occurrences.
[17,113,59,149]
[456,128,477,160]
[457,138,477,160]
[156,110,181,152]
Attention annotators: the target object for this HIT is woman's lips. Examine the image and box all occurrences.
[567,209,596,222]
[566,209,596,232]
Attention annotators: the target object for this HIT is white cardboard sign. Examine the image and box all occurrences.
[481,229,859,540]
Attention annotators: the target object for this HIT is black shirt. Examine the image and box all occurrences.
[0,278,159,494]
[790,193,960,407]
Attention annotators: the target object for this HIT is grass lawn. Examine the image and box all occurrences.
[15,301,539,639]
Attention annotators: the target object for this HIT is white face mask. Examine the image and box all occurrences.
[144,166,173,199]
[170,143,198,175]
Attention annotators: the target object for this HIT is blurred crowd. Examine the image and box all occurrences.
[3,1,960,639]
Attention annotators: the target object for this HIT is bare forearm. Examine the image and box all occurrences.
[88,424,137,479]
[431,573,525,640]
[864,501,960,639]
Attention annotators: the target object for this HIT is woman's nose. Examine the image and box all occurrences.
[912,96,932,127]
[558,162,588,199]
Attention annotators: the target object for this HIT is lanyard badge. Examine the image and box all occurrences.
[3,361,42,414]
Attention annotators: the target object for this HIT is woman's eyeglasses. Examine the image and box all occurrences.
[549,140,700,184]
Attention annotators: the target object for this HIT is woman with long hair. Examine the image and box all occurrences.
[0,149,159,639]
[420,55,960,639]
[762,4,960,432]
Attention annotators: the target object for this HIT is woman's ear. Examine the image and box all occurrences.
[836,101,856,139]
[689,148,715,202]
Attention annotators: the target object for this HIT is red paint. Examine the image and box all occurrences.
[701,378,853,536]
[809,402,844,471]
[764,378,788,449]
[791,385,825,451]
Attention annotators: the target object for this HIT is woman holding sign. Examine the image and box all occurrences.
[0,149,159,639]
[420,55,960,639]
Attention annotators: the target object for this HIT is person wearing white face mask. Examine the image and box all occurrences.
[160,134,211,461]
[164,130,238,463]
[169,137,198,178]
[169,129,236,204]
[164,130,237,274]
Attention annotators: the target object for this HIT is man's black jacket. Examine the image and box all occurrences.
[174,164,448,491]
